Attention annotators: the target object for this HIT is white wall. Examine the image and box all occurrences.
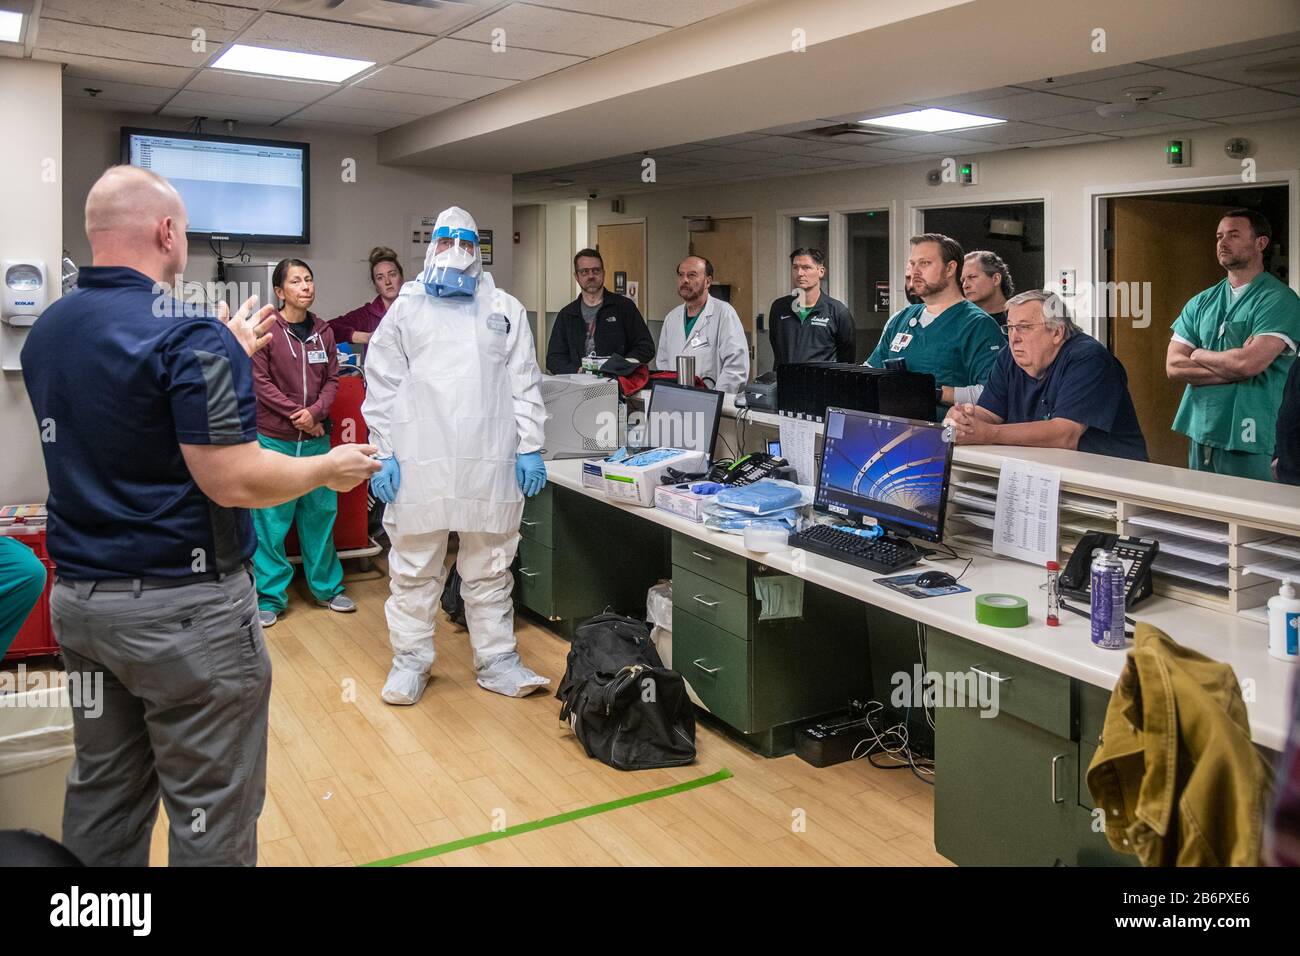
[63,108,516,320]
[589,117,1300,351]
[544,201,578,314]
[1,60,62,503]
[512,203,544,315]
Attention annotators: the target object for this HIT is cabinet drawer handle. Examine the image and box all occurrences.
[693,658,720,675]
[1051,753,1066,804]
[692,594,720,609]
[521,519,538,527]
[519,569,538,578]
[970,664,1012,684]
[690,550,715,562]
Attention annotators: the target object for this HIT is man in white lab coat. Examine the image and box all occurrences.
[363,206,551,705]
[655,255,750,393]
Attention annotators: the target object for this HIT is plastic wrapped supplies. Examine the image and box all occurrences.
[714,479,810,515]
[702,507,804,535]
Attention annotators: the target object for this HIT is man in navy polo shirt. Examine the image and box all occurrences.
[944,290,1148,461]
[22,165,379,866]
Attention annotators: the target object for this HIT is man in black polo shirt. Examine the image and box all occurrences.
[545,248,655,373]
[22,166,378,866]
[768,248,856,365]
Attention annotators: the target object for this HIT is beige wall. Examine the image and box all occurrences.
[588,116,1300,365]
[63,108,516,321]
[512,203,544,315]
[1,60,62,503]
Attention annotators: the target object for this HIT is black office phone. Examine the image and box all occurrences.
[1059,532,1159,610]
[706,452,793,486]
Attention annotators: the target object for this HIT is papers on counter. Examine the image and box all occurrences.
[1242,556,1300,583]
[777,416,819,486]
[993,459,1060,566]
[1127,511,1229,543]
[1246,535,1300,562]
[1153,552,1229,589]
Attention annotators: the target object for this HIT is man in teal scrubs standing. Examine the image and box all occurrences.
[865,233,1005,417]
[1166,209,1300,481]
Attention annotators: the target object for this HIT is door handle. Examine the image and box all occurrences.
[1051,753,1067,804]
[521,519,537,527]
[519,569,538,578]
[693,595,720,609]
[690,550,715,562]
[970,664,1012,684]
[692,658,720,675]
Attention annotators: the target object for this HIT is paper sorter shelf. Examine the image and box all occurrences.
[951,511,995,530]
[1245,536,1300,562]
[1153,552,1229,589]
[1059,492,1117,519]
[1242,556,1300,583]
[1128,512,1228,543]
[951,490,996,514]
[1150,531,1229,567]
[952,478,998,495]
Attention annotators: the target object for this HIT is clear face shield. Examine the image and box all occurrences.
[425,226,481,297]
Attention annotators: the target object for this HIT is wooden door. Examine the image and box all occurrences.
[1110,197,1229,467]
[595,221,645,311]
[689,217,755,334]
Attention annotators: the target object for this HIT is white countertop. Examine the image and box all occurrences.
[724,395,1300,533]
[546,457,1297,751]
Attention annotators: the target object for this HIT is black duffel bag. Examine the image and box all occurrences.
[557,613,696,770]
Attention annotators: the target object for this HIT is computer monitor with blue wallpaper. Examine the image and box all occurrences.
[814,408,953,542]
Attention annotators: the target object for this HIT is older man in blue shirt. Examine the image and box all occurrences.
[944,290,1148,461]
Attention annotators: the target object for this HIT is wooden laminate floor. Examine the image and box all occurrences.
[131,560,949,867]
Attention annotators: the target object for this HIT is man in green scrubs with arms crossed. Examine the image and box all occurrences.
[1166,209,1300,481]
[865,233,1005,416]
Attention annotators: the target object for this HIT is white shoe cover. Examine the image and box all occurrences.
[476,651,550,698]
[382,663,430,705]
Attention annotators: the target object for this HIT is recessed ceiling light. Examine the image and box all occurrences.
[798,216,829,222]
[0,10,23,43]
[211,44,373,83]
[859,108,1005,133]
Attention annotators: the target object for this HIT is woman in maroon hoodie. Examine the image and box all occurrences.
[251,258,354,627]
[330,246,403,351]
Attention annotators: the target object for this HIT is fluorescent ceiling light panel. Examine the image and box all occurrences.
[860,108,1005,132]
[211,44,374,83]
[0,11,23,43]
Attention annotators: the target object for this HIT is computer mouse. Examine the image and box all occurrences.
[917,570,957,589]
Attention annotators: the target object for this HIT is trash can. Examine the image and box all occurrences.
[0,685,75,840]
[645,581,708,712]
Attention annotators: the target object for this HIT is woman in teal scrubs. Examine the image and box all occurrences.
[0,537,46,658]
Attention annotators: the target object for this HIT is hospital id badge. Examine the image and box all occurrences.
[307,349,328,364]
[890,332,913,352]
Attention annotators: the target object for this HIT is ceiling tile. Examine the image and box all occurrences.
[946,120,1083,144]
[1221,105,1300,124]
[1142,33,1300,68]
[41,0,248,40]
[689,133,767,147]
[35,49,195,86]
[276,118,387,137]
[238,12,430,62]
[1159,88,1300,119]
[165,89,303,118]
[36,19,212,67]
[1053,68,1241,104]
[945,90,1107,120]
[269,0,491,35]
[870,133,989,153]
[806,143,901,162]
[1016,132,1117,148]
[287,102,424,130]
[1044,107,1205,133]
[356,64,515,100]
[1014,63,1160,92]
[160,103,295,125]
[323,85,464,116]
[185,69,336,103]
[754,119,840,135]
[399,37,583,80]
[1105,118,1222,137]
[738,134,857,154]
[1172,45,1300,86]
[65,95,161,114]
[522,0,755,29]
[1266,79,1300,96]
[681,145,777,163]
[452,4,665,57]
[910,86,1024,108]
[62,76,173,106]
[753,153,851,169]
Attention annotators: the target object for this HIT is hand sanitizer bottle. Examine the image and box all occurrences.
[1267,577,1300,663]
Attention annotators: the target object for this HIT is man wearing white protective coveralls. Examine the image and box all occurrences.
[362,206,551,705]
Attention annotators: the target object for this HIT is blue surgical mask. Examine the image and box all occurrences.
[424,267,477,298]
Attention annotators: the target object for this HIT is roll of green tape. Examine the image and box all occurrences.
[975,593,1029,628]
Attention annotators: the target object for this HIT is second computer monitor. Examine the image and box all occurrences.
[645,381,723,456]
[815,408,953,542]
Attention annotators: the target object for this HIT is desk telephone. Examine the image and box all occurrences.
[1059,532,1159,610]
[662,452,793,487]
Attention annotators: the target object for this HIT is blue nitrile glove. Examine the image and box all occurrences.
[371,456,400,503]
[515,452,547,498]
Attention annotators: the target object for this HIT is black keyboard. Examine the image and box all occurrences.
[789,524,922,574]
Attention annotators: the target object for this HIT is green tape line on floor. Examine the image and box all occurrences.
[361,767,735,867]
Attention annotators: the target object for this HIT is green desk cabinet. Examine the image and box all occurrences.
[669,532,871,756]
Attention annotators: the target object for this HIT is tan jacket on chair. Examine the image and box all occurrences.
[1086,623,1273,866]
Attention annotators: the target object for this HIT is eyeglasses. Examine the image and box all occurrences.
[1005,322,1044,336]
[576,267,603,276]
